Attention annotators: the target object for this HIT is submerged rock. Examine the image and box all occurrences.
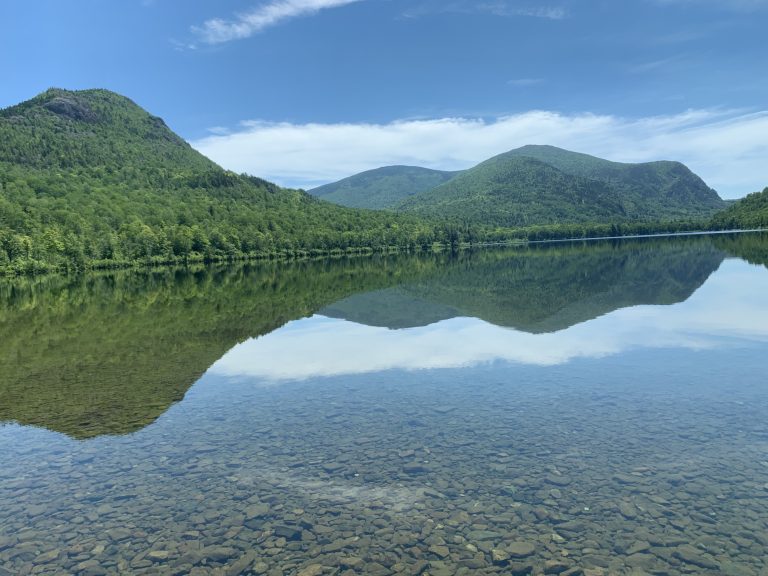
[508,541,536,558]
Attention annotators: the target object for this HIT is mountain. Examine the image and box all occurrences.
[0,88,216,173]
[710,187,768,230]
[310,165,460,209]
[398,146,726,226]
[0,88,434,273]
[502,145,725,213]
[399,155,628,227]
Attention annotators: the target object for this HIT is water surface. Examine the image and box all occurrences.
[1,234,767,575]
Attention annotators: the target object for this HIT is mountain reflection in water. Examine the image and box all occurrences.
[0,233,765,439]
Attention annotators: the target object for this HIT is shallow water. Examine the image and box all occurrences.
[2,234,768,575]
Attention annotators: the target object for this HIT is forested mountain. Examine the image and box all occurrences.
[398,156,628,227]
[398,146,725,226]
[316,145,725,228]
[310,165,460,209]
[501,145,724,212]
[710,187,768,229]
[0,88,438,273]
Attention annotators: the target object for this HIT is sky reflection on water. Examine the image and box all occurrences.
[211,259,768,382]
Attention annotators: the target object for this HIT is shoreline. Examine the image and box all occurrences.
[1,228,765,278]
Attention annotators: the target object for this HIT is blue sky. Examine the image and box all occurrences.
[2,0,767,197]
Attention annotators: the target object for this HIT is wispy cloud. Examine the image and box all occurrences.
[480,3,567,19]
[653,0,768,11]
[192,108,768,198]
[192,0,362,45]
[507,78,544,86]
[628,55,683,74]
[404,1,567,20]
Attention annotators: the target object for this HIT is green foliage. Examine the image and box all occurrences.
[399,156,627,226]
[0,88,215,173]
[398,146,726,226]
[500,145,724,215]
[710,187,768,230]
[310,165,459,209]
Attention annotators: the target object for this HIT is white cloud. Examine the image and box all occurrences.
[193,0,362,44]
[192,108,768,198]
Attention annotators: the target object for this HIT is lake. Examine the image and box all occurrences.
[1,233,768,576]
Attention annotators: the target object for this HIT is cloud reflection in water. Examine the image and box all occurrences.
[210,260,768,383]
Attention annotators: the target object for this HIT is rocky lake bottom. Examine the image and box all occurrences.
[2,348,768,576]
[2,236,768,575]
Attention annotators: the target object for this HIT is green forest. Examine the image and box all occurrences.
[0,89,453,274]
[710,187,768,230]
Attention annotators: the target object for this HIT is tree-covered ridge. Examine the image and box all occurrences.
[710,187,768,230]
[397,146,725,226]
[310,165,460,209]
[0,88,442,273]
[398,156,630,227]
[0,89,456,271]
[0,88,747,275]
[497,145,725,216]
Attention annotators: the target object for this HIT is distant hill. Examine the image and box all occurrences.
[710,187,768,229]
[502,145,725,215]
[0,88,434,273]
[398,146,726,226]
[310,165,460,209]
[398,155,628,227]
[315,145,725,227]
